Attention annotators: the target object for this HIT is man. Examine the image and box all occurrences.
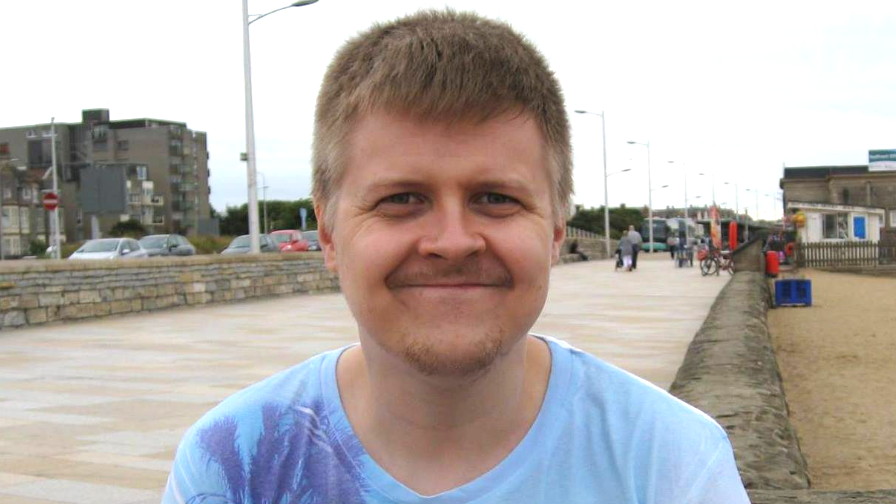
[162,10,748,503]
[627,224,643,270]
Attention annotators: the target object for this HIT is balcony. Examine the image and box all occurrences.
[152,215,165,225]
[151,195,164,206]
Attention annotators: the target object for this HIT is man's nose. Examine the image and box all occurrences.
[416,204,487,261]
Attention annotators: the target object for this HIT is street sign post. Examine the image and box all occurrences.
[43,192,59,211]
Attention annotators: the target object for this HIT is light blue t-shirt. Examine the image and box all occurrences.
[163,336,749,503]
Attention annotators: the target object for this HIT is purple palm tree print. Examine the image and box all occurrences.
[189,400,367,504]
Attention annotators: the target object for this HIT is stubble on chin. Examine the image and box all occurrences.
[399,327,508,378]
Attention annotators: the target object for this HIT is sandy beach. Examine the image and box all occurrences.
[768,269,896,490]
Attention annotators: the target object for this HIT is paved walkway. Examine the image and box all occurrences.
[0,254,729,504]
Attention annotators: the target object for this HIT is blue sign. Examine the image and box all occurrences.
[869,149,896,172]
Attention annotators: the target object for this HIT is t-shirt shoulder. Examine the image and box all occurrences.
[546,335,729,451]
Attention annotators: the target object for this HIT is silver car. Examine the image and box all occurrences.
[68,238,149,260]
[220,234,280,254]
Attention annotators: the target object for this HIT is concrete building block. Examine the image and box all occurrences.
[20,294,39,309]
[25,308,47,325]
[94,302,111,317]
[39,293,63,307]
[3,310,26,327]
[110,300,133,315]
[78,290,102,304]
[0,296,20,311]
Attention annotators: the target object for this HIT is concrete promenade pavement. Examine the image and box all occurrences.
[0,253,729,504]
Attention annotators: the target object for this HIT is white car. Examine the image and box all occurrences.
[68,238,149,260]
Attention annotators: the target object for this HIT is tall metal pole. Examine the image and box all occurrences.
[50,118,61,259]
[242,0,261,253]
[599,111,610,257]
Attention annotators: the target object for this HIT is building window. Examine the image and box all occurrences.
[822,213,849,240]
[0,143,9,157]
[22,187,31,200]
[890,210,896,228]
[136,165,147,180]
[31,185,38,204]
[129,194,142,204]
[93,141,108,152]
[91,125,108,141]
[117,140,129,151]
[2,187,11,200]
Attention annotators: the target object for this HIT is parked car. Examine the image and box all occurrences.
[139,234,196,257]
[220,234,280,255]
[68,238,149,260]
[270,230,309,252]
[303,230,320,251]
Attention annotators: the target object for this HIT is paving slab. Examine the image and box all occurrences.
[0,254,728,502]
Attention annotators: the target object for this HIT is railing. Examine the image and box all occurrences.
[566,226,601,240]
[795,241,896,268]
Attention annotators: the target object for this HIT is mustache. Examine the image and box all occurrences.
[385,261,513,288]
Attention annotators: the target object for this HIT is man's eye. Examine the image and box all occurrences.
[480,193,517,205]
[382,193,419,205]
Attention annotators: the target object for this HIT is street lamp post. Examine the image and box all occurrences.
[627,140,652,251]
[242,0,318,253]
[574,110,611,257]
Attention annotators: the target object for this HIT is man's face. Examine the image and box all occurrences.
[318,111,564,377]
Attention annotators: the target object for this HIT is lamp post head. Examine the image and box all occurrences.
[574,110,586,114]
[621,168,632,173]
[626,141,636,145]
[290,0,318,6]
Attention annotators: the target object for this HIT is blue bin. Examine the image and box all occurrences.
[774,279,812,307]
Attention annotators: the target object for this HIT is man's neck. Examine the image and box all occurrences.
[336,335,551,496]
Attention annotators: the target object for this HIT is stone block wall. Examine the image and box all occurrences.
[669,272,810,490]
[0,254,339,331]
[671,273,896,502]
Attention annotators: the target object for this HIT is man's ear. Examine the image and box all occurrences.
[315,203,338,272]
[551,219,566,266]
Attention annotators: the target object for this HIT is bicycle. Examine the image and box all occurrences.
[700,249,735,276]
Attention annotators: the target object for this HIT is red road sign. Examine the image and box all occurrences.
[43,192,59,211]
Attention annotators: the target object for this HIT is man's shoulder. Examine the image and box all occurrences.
[546,337,726,442]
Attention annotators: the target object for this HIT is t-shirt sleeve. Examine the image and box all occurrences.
[683,436,750,504]
[160,427,227,504]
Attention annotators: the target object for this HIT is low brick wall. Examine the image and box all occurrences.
[562,237,617,262]
[671,272,896,503]
[669,272,810,490]
[0,254,339,330]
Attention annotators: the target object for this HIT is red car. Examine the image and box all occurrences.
[270,230,309,252]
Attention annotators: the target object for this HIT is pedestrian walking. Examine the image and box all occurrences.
[627,225,643,270]
[619,231,634,271]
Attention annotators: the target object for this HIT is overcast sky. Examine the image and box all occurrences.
[4,1,895,221]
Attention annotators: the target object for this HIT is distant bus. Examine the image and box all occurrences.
[641,217,704,251]
[640,218,670,251]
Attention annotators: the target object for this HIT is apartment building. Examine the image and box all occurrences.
[0,109,213,247]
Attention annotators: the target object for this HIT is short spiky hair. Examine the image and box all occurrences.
[312,9,572,224]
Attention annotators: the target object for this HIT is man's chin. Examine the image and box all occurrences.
[399,335,506,378]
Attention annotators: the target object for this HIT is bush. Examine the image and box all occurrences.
[109,219,147,238]
[190,235,233,255]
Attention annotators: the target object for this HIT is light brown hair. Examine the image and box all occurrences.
[312,9,572,225]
